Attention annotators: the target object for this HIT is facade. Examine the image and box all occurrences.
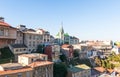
[29,61,53,77]
[19,53,53,77]
[50,35,55,44]
[16,25,44,52]
[23,28,43,52]
[15,29,24,44]
[36,29,51,43]
[67,64,91,77]
[0,17,17,48]
[44,44,61,62]
[18,53,48,66]
[9,44,28,61]
[61,44,74,60]
[70,36,79,45]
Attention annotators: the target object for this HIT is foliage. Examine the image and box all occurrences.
[36,44,45,53]
[94,52,120,69]
[64,41,69,44]
[73,49,80,58]
[59,54,67,62]
[94,57,102,66]
[70,58,93,68]
[53,63,67,77]
[0,47,14,64]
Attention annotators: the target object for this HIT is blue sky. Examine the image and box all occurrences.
[0,0,120,41]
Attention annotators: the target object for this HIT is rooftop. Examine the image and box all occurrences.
[28,61,53,68]
[0,63,23,71]
[0,17,10,27]
[19,53,47,59]
[68,64,90,73]
[10,44,27,48]
[94,67,105,73]
[0,66,32,76]
[98,74,112,77]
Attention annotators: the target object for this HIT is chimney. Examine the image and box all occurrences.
[0,17,4,22]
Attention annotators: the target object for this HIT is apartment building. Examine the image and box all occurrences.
[61,44,74,60]
[9,44,28,61]
[0,17,17,48]
[67,64,91,77]
[18,53,48,66]
[36,29,51,43]
[0,53,53,77]
[15,26,52,53]
[18,53,53,77]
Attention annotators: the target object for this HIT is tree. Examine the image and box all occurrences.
[95,57,102,66]
[60,54,67,62]
[54,63,67,77]
[36,44,45,53]
[73,49,80,58]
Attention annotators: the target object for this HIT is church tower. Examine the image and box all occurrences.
[60,22,64,39]
[56,22,65,45]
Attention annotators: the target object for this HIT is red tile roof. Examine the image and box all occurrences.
[28,61,53,68]
[94,67,105,73]
[0,21,10,27]
[94,67,113,73]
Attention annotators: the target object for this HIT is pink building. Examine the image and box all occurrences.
[0,17,17,48]
[61,44,74,59]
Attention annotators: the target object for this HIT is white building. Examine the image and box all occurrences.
[18,53,48,66]
[16,25,52,53]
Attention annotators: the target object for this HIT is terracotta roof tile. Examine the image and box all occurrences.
[0,21,10,27]
[94,67,105,73]
[28,61,53,68]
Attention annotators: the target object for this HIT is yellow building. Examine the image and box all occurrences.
[0,63,33,77]
[0,53,54,77]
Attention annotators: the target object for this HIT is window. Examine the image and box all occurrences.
[0,28,4,36]
[24,49,26,51]
[26,72,30,77]
[29,41,31,46]
[33,41,35,46]
[5,75,9,77]
[18,73,22,77]
[29,35,32,39]
[16,49,18,52]
[44,39,46,42]
[5,29,9,36]
[29,49,31,51]
[33,35,35,39]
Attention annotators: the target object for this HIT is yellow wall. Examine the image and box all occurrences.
[0,71,33,77]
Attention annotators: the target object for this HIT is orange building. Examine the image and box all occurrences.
[0,17,17,48]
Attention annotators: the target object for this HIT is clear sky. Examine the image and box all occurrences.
[0,0,120,41]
